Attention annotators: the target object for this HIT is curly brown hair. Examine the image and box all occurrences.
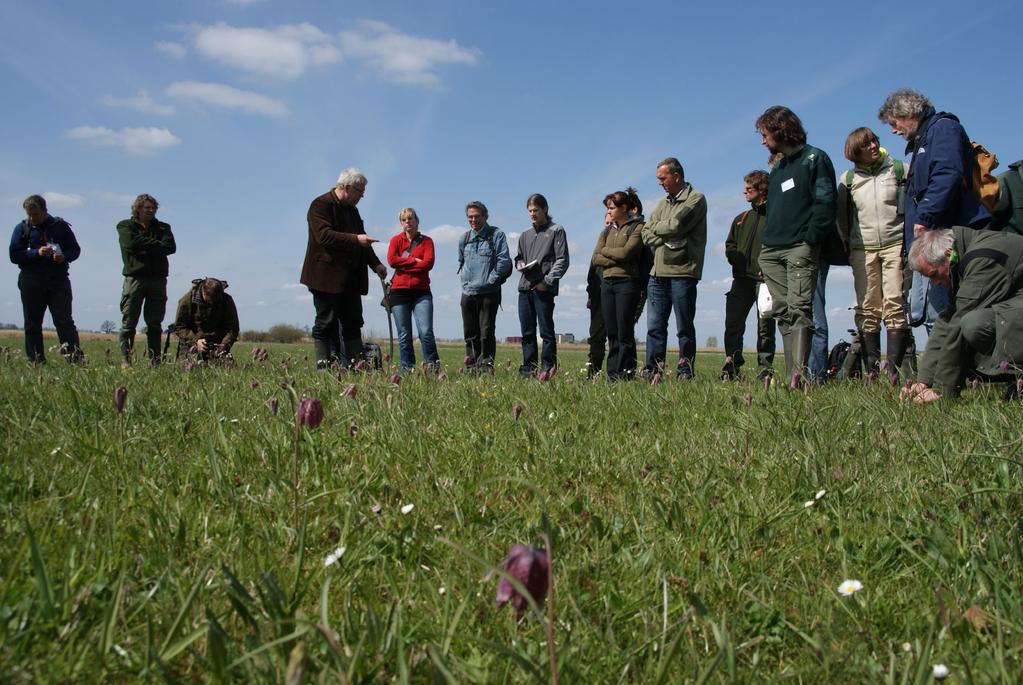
[755,106,807,148]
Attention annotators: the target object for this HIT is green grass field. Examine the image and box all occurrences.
[1,338,1020,683]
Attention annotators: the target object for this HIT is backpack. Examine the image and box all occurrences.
[826,338,859,380]
[458,228,511,285]
[971,141,1000,213]
[932,114,1000,213]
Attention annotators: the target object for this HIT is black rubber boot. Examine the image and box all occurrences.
[790,328,812,385]
[862,330,882,377]
[887,328,911,379]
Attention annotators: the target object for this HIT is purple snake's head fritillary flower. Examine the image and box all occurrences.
[341,383,357,398]
[789,373,801,390]
[388,373,401,386]
[889,372,899,388]
[538,369,551,382]
[354,359,368,371]
[650,372,662,385]
[268,395,279,416]
[495,544,550,619]
[880,360,889,371]
[113,386,127,414]
[904,378,913,390]
[250,380,259,390]
[464,355,473,367]
[971,378,980,390]
[743,392,752,408]
[512,403,522,421]
[296,396,323,428]
[349,420,359,437]
[1016,378,1023,395]
[999,360,1011,371]
[763,374,772,392]
[437,371,448,381]
[251,347,260,361]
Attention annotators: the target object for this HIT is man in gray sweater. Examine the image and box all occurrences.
[515,193,570,377]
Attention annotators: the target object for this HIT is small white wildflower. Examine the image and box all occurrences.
[400,503,415,515]
[932,664,949,680]
[420,564,430,571]
[837,579,863,596]
[324,546,346,567]
[113,644,128,658]
[815,489,826,500]
[902,642,912,653]
[371,503,382,514]
[548,412,556,420]
[433,524,442,530]
[438,587,447,595]
[50,447,61,456]
[804,500,816,508]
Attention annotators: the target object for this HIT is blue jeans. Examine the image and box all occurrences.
[808,260,829,381]
[391,291,439,371]
[644,276,698,377]
[518,289,557,373]
[908,270,949,333]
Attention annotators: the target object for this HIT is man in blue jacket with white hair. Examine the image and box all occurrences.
[878,88,991,329]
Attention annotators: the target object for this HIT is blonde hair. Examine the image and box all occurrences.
[399,207,419,224]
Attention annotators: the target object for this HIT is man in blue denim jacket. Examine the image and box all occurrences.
[458,201,511,370]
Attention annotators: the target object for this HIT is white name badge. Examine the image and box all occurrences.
[781,178,795,192]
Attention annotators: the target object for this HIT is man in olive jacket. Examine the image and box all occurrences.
[722,170,775,380]
[170,278,239,360]
[300,168,387,368]
[117,193,176,364]
[640,157,707,379]
[993,160,1023,235]
[903,227,1023,402]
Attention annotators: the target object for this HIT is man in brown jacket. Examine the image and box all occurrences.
[300,168,387,368]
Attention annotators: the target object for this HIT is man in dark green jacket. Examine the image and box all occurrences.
[722,170,775,380]
[170,278,240,361]
[993,160,1023,235]
[755,106,837,384]
[117,193,176,364]
[903,226,1023,402]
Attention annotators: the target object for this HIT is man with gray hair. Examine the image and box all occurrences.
[902,227,1023,402]
[117,193,176,364]
[878,88,990,330]
[300,168,387,368]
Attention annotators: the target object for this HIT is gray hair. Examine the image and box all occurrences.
[336,167,367,188]
[23,194,47,212]
[131,193,159,218]
[878,88,933,123]
[465,200,489,219]
[657,157,685,180]
[908,229,955,269]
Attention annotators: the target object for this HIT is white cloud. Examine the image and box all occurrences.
[165,81,288,117]
[96,192,137,207]
[426,224,464,246]
[64,126,182,155]
[340,20,478,87]
[155,41,187,59]
[43,192,84,209]
[192,22,342,79]
[100,90,175,116]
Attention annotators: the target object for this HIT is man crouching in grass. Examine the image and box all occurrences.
[902,227,1023,403]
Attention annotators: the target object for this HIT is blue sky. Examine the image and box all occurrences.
[2,0,1021,351]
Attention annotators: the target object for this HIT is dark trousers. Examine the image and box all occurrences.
[518,289,556,373]
[119,276,167,360]
[460,292,501,364]
[723,277,776,371]
[311,287,364,365]
[19,271,80,362]
[587,288,606,371]
[644,276,698,376]
[601,277,639,379]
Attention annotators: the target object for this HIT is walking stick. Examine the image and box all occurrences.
[379,275,394,364]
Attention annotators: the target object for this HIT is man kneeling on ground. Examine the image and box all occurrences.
[902,228,1023,402]
[170,277,239,362]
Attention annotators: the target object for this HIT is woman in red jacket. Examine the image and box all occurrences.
[387,208,440,371]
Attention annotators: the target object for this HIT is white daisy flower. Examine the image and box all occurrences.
[837,579,863,596]
[324,546,346,567]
